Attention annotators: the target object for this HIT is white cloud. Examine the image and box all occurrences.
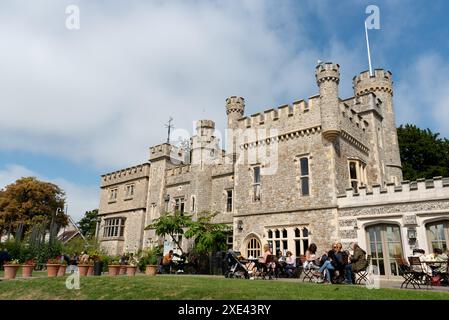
[0,164,98,222]
[0,0,362,170]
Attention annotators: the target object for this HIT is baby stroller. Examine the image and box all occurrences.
[224,250,250,279]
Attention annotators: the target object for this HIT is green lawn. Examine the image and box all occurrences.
[1,275,449,300]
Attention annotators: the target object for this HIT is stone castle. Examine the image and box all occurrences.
[97,63,449,277]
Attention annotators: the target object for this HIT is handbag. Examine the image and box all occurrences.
[431,275,441,286]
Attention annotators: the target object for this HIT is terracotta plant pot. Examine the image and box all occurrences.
[87,265,94,276]
[46,264,61,277]
[108,265,121,276]
[126,266,137,276]
[145,265,158,276]
[3,264,20,280]
[57,265,67,276]
[119,266,126,275]
[22,264,35,278]
[78,264,89,277]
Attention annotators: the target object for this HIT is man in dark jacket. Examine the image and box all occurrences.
[345,243,368,284]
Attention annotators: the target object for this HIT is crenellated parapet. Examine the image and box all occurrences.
[149,143,185,162]
[237,96,319,130]
[337,177,449,206]
[165,164,192,186]
[353,69,393,97]
[101,163,150,187]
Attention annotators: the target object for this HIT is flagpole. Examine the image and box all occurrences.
[365,20,373,76]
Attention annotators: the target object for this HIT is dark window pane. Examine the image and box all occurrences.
[303,239,309,253]
[302,228,308,238]
[254,167,261,183]
[282,229,287,238]
[301,177,309,196]
[300,158,309,176]
[275,230,280,238]
[282,240,288,250]
[268,230,273,238]
[349,162,357,179]
[295,228,300,237]
[295,240,301,257]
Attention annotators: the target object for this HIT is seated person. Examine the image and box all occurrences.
[162,250,174,272]
[259,244,275,273]
[411,248,432,276]
[344,243,368,284]
[427,248,448,274]
[303,243,320,270]
[284,251,296,277]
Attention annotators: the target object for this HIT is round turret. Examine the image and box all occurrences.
[353,69,393,97]
[226,96,245,130]
[315,63,341,141]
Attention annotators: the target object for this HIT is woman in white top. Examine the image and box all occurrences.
[303,243,320,270]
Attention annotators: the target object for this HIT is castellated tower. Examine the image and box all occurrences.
[353,69,403,183]
[226,96,245,130]
[316,63,341,141]
[191,119,219,167]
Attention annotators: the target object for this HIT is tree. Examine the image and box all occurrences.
[77,209,99,238]
[145,211,192,255]
[145,211,230,255]
[0,177,67,240]
[397,124,449,181]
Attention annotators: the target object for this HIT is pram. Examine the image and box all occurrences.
[224,250,250,279]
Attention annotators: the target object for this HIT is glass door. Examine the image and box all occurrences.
[427,221,449,251]
[366,224,403,276]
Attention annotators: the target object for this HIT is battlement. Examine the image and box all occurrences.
[315,62,340,84]
[166,164,191,176]
[338,177,449,207]
[226,96,245,115]
[353,69,393,97]
[149,143,185,162]
[237,96,319,130]
[101,163,150,187]
[212,163,234,177]
[196,119,215,129]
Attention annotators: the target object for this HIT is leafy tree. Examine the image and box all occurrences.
[0,177,67,240]
[77,209,99,238]
[145,211,230,255]
[397,124,449,181]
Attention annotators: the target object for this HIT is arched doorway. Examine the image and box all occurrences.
[246,236,262,259]
[426,220,449,252]
[366,224,403,276]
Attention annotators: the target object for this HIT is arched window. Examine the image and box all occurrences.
[294,228,300,237]
[427,221,449,251]
[246,237,262,259]
[294,227,310,257]
[275,229,280,239]
[267,230,273,239]
[282,229,288,238]
[302,227,309,238]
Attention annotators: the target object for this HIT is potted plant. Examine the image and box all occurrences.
[145,255,159,276]
[126,256,138,276]
[57,260,67,276]
[46,258,61,277]
[87,260,95,276]
[22,259,36,278]
[108,260,121,276]
[3,259,21,280]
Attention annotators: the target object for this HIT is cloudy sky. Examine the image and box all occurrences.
[0,0,448,221]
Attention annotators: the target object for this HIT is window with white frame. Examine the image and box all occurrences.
[299,157,310,196]
[348,159,367,193]
[174,197,185,214]
[253,166,261,201]
[294,227,309,257]
[103,218,125,238]
[109,188,118,201]
[125,184,135,198]
[226,189,233,212]
[246,237,262,258]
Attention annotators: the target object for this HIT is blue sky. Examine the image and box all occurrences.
[0,0,448,221]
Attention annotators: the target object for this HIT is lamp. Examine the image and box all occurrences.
[237,220,243,231]
[407,228,417,240]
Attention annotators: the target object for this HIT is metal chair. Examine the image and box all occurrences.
[354,254,371,284]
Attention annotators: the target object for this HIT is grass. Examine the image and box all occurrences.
[1,274,449,300]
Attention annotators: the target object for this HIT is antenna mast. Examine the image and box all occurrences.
[365,20,373,76]
[165,117,174,144]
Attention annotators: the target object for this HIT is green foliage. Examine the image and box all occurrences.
[77,209,99,238]
[184,212,231,254]
[398,124,449,181]
[4,239,63,264]
[145,211,192,254]
[137,246,163,272]
[63,237,98,256]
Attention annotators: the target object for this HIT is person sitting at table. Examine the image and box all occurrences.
[162,250,174,273]
[284,251,296,278]
[344,243,368,284]
[430,248,448,274]
[259,244,275,274]
[303,243,320,271]
[411,248,432,275]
